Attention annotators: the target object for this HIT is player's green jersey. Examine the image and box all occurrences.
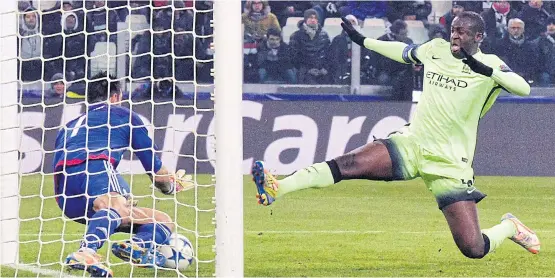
[407,38,511,178]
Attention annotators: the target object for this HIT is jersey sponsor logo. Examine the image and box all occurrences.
[425,71,468,92]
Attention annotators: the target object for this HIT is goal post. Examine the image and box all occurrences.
[0,0,19,266]
[213,0,244,277]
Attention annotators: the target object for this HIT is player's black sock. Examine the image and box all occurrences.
[326,159,343,184]
[482,233,491,256]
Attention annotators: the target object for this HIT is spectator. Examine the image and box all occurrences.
[62,0,85,32]
[453,1,484,13]
[482,0,518,40]
[19,6,42,82]
[62,11,86,80]
[537,16,555,86]
[439,3,464,35]
[310,1,347,25]
[173,23,206,82]
[373,20,414,101]
[518,0,551,40]
[257,28,296,84]
[387,1,432,24]
[48,73,67,98]
[242,1,280,42]
[289,9,331,84]
[343,1,389,25]
[329,14,372,84]
[496,18,539,83]
[269,1,314,27]
[427,24,448,41]
[481,0,518,54]
[47,73,85,99]
[152,15,173,79]
[195,1,214,83]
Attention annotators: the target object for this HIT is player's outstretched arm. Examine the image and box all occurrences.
[340,17,412,64]
[460,48,530,96]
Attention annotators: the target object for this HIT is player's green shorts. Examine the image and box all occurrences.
[378,131,486,210]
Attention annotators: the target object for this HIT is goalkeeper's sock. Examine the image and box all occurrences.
[81,208,122,251]
[277,160,341,198]
[132,223,172,249]
[482,219,517,254]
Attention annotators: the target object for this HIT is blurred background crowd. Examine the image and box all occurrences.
[16,0,555,101]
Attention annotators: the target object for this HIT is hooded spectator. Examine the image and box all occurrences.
[19,6,42,81]
[289,9,331,84]
[62,12,86,80]
[242,1,281,42]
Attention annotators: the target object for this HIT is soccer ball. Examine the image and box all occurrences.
[158,233,194,271]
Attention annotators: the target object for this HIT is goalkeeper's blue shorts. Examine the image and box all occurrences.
[54,160,131,224]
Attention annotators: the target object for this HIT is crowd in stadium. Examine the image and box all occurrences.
[17,0,555,100]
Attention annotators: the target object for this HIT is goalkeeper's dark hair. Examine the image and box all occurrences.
[87,71,121,103]
[457,11,485,34]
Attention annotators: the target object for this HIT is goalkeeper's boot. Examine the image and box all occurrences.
[111,240,167,268]
[65,249,113,277]
[501,213,540,254]
[251,160,279,206]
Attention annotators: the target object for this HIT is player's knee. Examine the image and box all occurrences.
[92,194,130,217]
[459,245,486,259]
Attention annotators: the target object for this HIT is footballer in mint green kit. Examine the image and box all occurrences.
[252,12,540,259]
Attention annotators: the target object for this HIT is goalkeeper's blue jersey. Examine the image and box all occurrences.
[52,103,163,173]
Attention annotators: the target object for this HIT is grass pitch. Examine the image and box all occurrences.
[2,175,555,277]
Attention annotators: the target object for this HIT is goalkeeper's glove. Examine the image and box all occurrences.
[340,17,366,46]
[460,48,493,77]
[153,169,194,194]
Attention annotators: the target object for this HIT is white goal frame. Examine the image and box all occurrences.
[0,0,244,276]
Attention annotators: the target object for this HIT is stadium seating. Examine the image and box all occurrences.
[89,42,117,77]
[361,18,387,39]
[405,20,429,44]
[322,18,344,41]
[282,17,302,44]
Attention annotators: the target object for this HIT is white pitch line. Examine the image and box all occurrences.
[2,264,82,278]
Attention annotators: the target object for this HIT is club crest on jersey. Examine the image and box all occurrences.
[462,64,471,74]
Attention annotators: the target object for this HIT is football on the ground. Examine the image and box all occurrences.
[158,233,194,271]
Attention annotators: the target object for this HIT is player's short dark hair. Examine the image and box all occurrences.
[456,11,485,34]
[87,71,121,103]
[266,28,281,38]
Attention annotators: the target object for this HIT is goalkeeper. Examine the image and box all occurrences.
[253,12,540,259]
[52,72,192,277]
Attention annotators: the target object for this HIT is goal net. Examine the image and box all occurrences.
[0,0,242,277]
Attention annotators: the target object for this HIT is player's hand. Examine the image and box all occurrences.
[340,17,366,46]
[460,48,493,77]
[171,169,194,193]
[152,169,194,194]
